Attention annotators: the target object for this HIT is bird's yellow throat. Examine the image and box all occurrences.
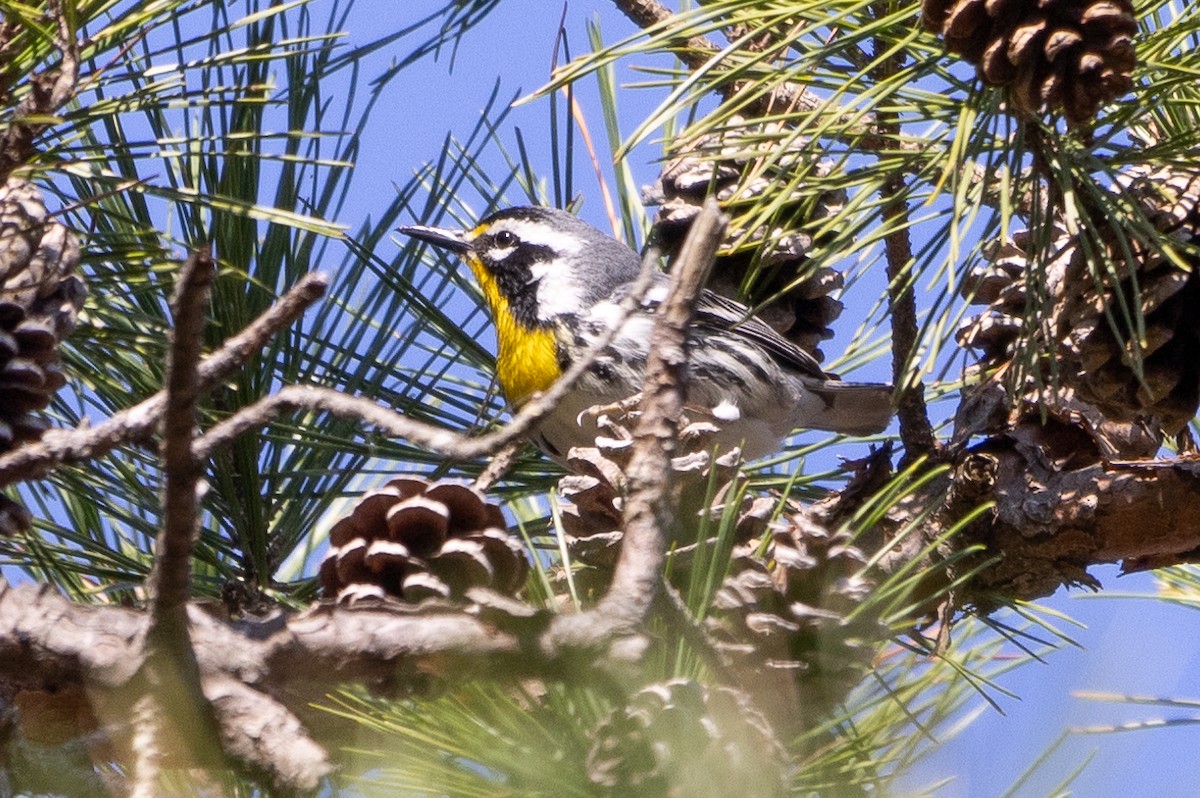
[464,254,560,405]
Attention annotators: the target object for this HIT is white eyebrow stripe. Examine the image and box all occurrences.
[488,219,584,254]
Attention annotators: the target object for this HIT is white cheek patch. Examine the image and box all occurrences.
[528,259,555,283]
[533,266,586,319]
[485,217,592,321]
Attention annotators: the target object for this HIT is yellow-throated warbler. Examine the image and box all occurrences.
[399,206,892,461]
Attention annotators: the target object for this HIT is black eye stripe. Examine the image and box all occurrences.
[481,235,555,266]
[479,239,557,329]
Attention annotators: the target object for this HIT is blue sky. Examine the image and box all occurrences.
[340,2,1200,795]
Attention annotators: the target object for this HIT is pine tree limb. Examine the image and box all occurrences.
[192,252,659,464]
[135,248,226,795]
[544,199,726,653]
[0,271,330,487]
[872,15,937,466]
[151,247,214,625]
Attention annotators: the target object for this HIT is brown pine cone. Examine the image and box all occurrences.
[0,178,85,535]
[557,407,745,567]
[319,477,528,603]
[705,508,889,730]
[644,117,847,360]
[957,226,1068,370]
[922,0,1137,125]
[585,679,786,798]
[1063,165,1200,432]
[958,164,1200,440]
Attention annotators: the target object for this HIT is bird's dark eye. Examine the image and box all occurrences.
[493,230,517,247]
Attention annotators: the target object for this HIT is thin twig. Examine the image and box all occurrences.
[545,199,727,652]
[149,247,214,622]
[193,251,660,463]
[192,384,499,461]
[611,0,1037,217]
[137,249,225,793]
[0,272,329,487]
[472,439,526,493]
[871,14,936,466]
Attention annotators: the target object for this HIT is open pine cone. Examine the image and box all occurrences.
[557,407,746,567]
[644,116,847,360]
[585,680,786,798]
[1066,165,1200,432]
[922,0,1137,125]
[0,178,85,535]
[958,164,1200,440]
[319,476,528,603]
[705,507,889,730]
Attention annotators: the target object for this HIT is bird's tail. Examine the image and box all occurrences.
[803,379,894,436]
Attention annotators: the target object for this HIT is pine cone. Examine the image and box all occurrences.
[706,509,889,729]
[558,407,745,567]
[644,117,847,360]
[957,227,1066,370]
[319,477,528,603]
[922,0,1137,125]
[586,680,786,798]
[958,164,1200,440]
[0,178,84,535]
[1064,165,1200,432]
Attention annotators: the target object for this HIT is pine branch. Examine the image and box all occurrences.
[192,250,660,464]
[152,247,214,624]
[132,248,225,797]
[0,272,330,487]
[4,446,1200,786]
[881,180,937,464]
[947,449,1200,603]
[545,199,726,652]
[871,10,937,466]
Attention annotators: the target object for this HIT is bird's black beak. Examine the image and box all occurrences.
[397,224,470,254]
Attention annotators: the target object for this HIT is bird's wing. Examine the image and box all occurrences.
[692,290,830,380]
[611,276,830,381]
